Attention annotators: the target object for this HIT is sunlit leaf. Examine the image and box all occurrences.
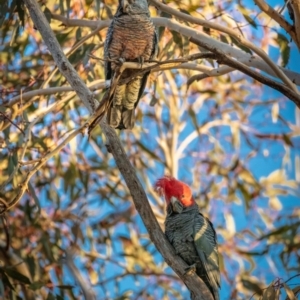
[262,280,278,300]
[28,181,41,214]
[283,282,297,300]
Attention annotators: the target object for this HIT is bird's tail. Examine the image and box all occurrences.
[107,106,135,130]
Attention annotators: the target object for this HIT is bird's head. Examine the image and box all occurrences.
[120,0,149,14]
[154,176,195,213]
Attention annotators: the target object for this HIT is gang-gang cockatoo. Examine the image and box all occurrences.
[155,176,220,300]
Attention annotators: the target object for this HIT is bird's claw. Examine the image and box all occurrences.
[184,264,197,276]
[138,56,144,69]
[118,57,125,65]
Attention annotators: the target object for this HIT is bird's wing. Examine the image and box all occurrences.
[136,28,158,107]
[104,19,115,81]
[193,213,221,290]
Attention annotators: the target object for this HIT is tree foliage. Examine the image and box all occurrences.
[0,0,300,299]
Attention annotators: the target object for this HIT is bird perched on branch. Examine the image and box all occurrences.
[89,0,157,132]
[155,176,220,300]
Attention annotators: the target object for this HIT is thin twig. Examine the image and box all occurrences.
[2,119,91,212]
[7,80,106,107]
[40,25,105,89]
[189,38,300,108]
[0,112,25,135]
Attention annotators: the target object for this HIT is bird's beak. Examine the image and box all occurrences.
[170,196,183,214]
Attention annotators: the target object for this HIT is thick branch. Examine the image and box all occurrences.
[50,13,300,86]
[23,0,215,299]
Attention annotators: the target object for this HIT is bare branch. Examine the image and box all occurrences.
[253,0,300,49]
[64,249,96,300]
[7,80,107,107]
[0,111,25,135]
[290,0,300,46]
[190,38,300,108]
[51,13,109,29]
[149,0,298,94]
[51,12,300,85]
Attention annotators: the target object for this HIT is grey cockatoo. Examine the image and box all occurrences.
[89,0,157,132]
[155,176,221,300]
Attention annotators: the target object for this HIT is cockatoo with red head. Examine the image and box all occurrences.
[155,176,220,300]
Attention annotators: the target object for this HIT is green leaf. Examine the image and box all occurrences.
[170,30,183,49]
[29,281,44,291]
[56,285,74,290]
[47,292,56,300]
[283,134,293,147]
[16,0,25,27]
[3,268,31,285]
[76,27,82,41]
[275,33,290,67]
[230,36,252,54]
[28,181,41,215]
[24,255,36,279]
[242,14,257,29]
[220,34,229,44]
[0,270,15,290]
[258,221,300,240]
[9,22,20,47]
[241,277,263,295]
[179,9,191,15]
[40,234,55,262]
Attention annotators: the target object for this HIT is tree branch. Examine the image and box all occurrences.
[253,0,300,49]
[64,248,96,300]
[190,38,300,109]
[51,13,108,29]
[149,0,298,94]
[50,12,300,86]
[23,0,215,299]
[290,0,300,46]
